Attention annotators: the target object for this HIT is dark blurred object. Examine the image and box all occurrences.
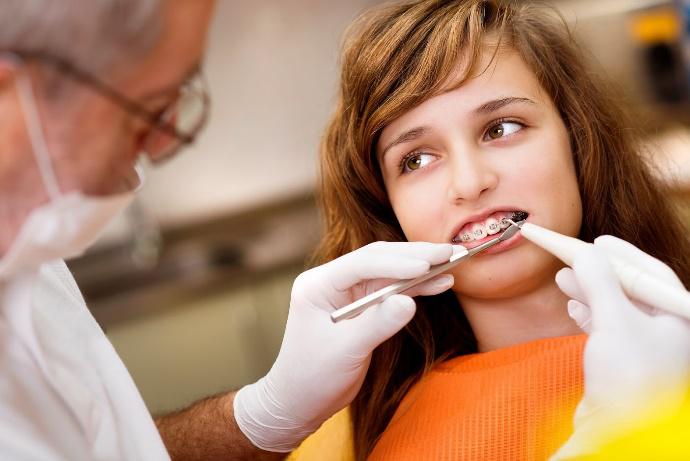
[644,41,687,101]
[631,5,689,103]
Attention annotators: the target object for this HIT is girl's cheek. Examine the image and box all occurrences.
[394,189,445,241]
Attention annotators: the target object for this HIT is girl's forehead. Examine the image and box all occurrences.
[378,50,549,148]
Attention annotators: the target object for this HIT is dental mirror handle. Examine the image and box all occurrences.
[329,248,469,323]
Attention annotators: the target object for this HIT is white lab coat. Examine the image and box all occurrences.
[0,260,170,460]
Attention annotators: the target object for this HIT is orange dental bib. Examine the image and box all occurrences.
[369,335,586,461]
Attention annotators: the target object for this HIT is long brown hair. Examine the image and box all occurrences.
[314,1,690,458]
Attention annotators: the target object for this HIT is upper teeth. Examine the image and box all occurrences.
[454,211,517,244]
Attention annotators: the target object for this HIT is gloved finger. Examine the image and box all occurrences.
[364,241,454,262]
[594,235,684,288]
[402,274,454,298]
[567,299,592,333]
[572,246,641,331]
[326,243,452,291]
[327,255,431,291]
[345,294,416,353]
[555,269,593,331]
[555,268,587,304]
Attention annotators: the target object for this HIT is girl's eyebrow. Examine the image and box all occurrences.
[380,126,430,160]
[474,96,535,115]
[381,97,536,160]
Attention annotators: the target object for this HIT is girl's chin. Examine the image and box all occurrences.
[450,278,530,301]
[449,248,560,299]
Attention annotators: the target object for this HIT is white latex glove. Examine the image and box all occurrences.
[233,241,458,452]
[551,236,690,460]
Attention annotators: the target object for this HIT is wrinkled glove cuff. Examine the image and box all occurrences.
[233,377,319,453]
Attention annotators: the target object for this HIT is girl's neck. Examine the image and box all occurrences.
[458,281,582,353]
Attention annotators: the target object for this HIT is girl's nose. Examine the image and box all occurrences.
[446,148,499,203]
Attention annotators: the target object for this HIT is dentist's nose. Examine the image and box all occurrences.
[446,150,498,203]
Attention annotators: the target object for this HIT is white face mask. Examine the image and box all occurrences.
[0,64,143,278]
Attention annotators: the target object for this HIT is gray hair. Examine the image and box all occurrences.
[0,0,163,75]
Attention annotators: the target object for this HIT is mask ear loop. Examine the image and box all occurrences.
[9,54,62,200]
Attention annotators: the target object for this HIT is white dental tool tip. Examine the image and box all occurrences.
[518,222,587,267]
[512,221,690,321]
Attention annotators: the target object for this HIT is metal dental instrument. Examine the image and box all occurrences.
[330,215,527,323]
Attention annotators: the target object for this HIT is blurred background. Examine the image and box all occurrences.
[67,0,690,415]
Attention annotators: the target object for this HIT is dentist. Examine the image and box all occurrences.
[0,0,456,459]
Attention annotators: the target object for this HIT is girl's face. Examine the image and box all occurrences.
[377,50,582,300]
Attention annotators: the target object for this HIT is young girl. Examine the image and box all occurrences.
[289,0,690,459]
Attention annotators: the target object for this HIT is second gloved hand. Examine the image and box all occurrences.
[233,241,457,452]
[551,236,690,459]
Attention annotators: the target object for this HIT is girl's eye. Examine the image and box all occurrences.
[484,121,523,140]
[401,152,436,173]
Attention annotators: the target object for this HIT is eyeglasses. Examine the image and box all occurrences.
[10,51,210,164]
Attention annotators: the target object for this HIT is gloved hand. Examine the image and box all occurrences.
[551,236,690,460]
[233,241,457,452]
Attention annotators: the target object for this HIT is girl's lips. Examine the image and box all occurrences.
[461,223,525,256]
[450,209,525,244]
